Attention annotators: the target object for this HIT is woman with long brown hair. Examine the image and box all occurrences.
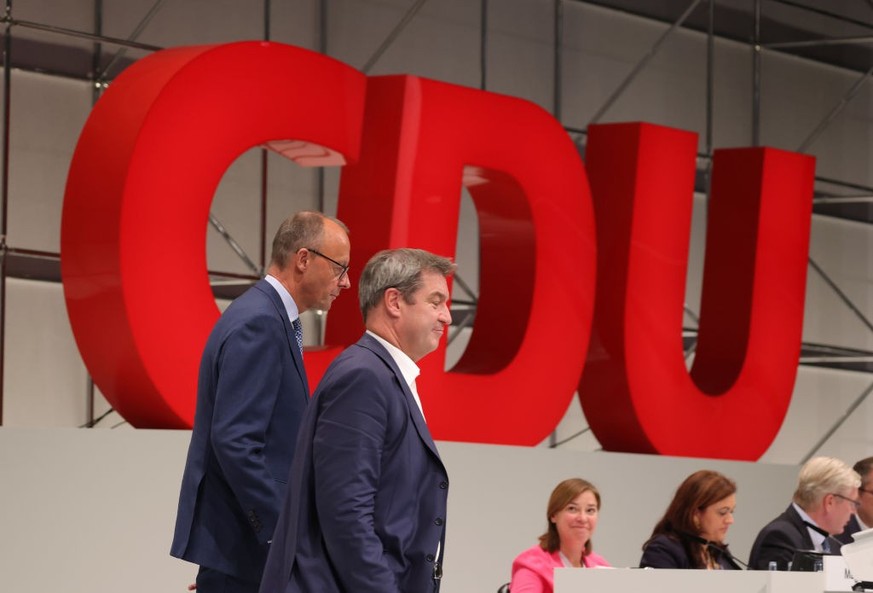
[640,470,742,569]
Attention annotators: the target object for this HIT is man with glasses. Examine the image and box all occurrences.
[171,211,351,593]
[836,457,873,544]
[749,456,861,570]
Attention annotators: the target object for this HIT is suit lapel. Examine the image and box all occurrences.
[253,279,310,396]
[786,504,816,549]
[357,334,443,463]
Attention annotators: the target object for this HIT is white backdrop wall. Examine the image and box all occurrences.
[0,428,800,593]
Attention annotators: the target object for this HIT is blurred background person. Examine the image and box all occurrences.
[749,456,860,569]
[836,456,873,544]
[509,478,609,593]
[640,470,742,570]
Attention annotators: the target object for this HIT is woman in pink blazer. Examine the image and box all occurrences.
[510,478,610,592]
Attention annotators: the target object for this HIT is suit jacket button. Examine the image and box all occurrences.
[426,554,435,562]
[434,517,443,526]
[439,481,448,489]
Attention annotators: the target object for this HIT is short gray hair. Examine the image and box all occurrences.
[270,211,348,268]
[793,456,860,510]
[358,248,456,320]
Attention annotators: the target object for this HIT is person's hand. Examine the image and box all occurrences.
[187,583,197,591]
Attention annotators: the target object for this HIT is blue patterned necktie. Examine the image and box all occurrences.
[822,538,831,553]
[292,317,304,356]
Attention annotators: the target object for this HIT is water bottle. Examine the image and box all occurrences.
[768,561,778,571]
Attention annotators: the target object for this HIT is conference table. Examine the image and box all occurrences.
[555,557,860,593]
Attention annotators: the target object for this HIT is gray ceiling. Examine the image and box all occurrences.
[584,0,873,75]
[582,0,873,226]
[5,0,873,225]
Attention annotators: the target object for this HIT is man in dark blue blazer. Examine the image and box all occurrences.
[260,248,455,593]
[837,457,873,544]
[749,456,860,570]
[171,211,352,593]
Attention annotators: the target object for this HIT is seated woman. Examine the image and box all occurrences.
[640,469,742,570]
[510,478,610,593]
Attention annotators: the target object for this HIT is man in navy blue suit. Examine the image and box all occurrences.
[171,211,352,593]
[260,248,454,593]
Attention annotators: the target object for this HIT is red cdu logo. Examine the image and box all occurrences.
[61,41,814,460]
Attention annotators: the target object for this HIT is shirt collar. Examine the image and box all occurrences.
[793,502,828,551]
[264,274,300,322]
[366,330,420,388]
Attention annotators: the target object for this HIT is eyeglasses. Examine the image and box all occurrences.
[832,492,862,510]
[305,247,349,280]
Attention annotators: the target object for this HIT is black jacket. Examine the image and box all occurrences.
[640,533,742,570]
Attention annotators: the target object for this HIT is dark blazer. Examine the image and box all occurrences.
[836,514,862,545]
[748,504,841,570]
[171,279,310,582]
[640,533,742,570]
[260,333,450,593]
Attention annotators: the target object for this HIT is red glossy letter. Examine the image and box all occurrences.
[326,75,597,445]
[579,122,815,459]
[62,42,366,427]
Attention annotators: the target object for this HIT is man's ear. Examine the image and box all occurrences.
[293,248,310,272]
[384,287,402,318]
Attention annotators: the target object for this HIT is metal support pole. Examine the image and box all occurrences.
[361,0,429,74]
[97,0,167,80]
[480,0,487,90]
[0,0,11,425]
[316,0,328,213]
[588,0,702,124]
[801,380,873,463]
[705,0,713,160]
[90,0,103,104]
[553,0,563,121]
[259,0,271,273]
[9,18,161,52]
[209,214,261,276]
[83,0,103,427]
[765,35,873,49]
[796,64,873,153]
[752,0,761,146]
[808,257,873,336]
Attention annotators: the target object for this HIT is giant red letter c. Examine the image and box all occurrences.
[62,42,366,428]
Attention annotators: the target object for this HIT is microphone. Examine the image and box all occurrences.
[705,541,749,569]
[802,520,842,554]
[675,530,749,569]
[760,540,828,571]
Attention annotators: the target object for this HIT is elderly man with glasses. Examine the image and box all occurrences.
[748,456,861,570]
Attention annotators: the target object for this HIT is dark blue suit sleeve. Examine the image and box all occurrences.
[211,313,287,544]
[310,364,402,592]
[749,524,800,570]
